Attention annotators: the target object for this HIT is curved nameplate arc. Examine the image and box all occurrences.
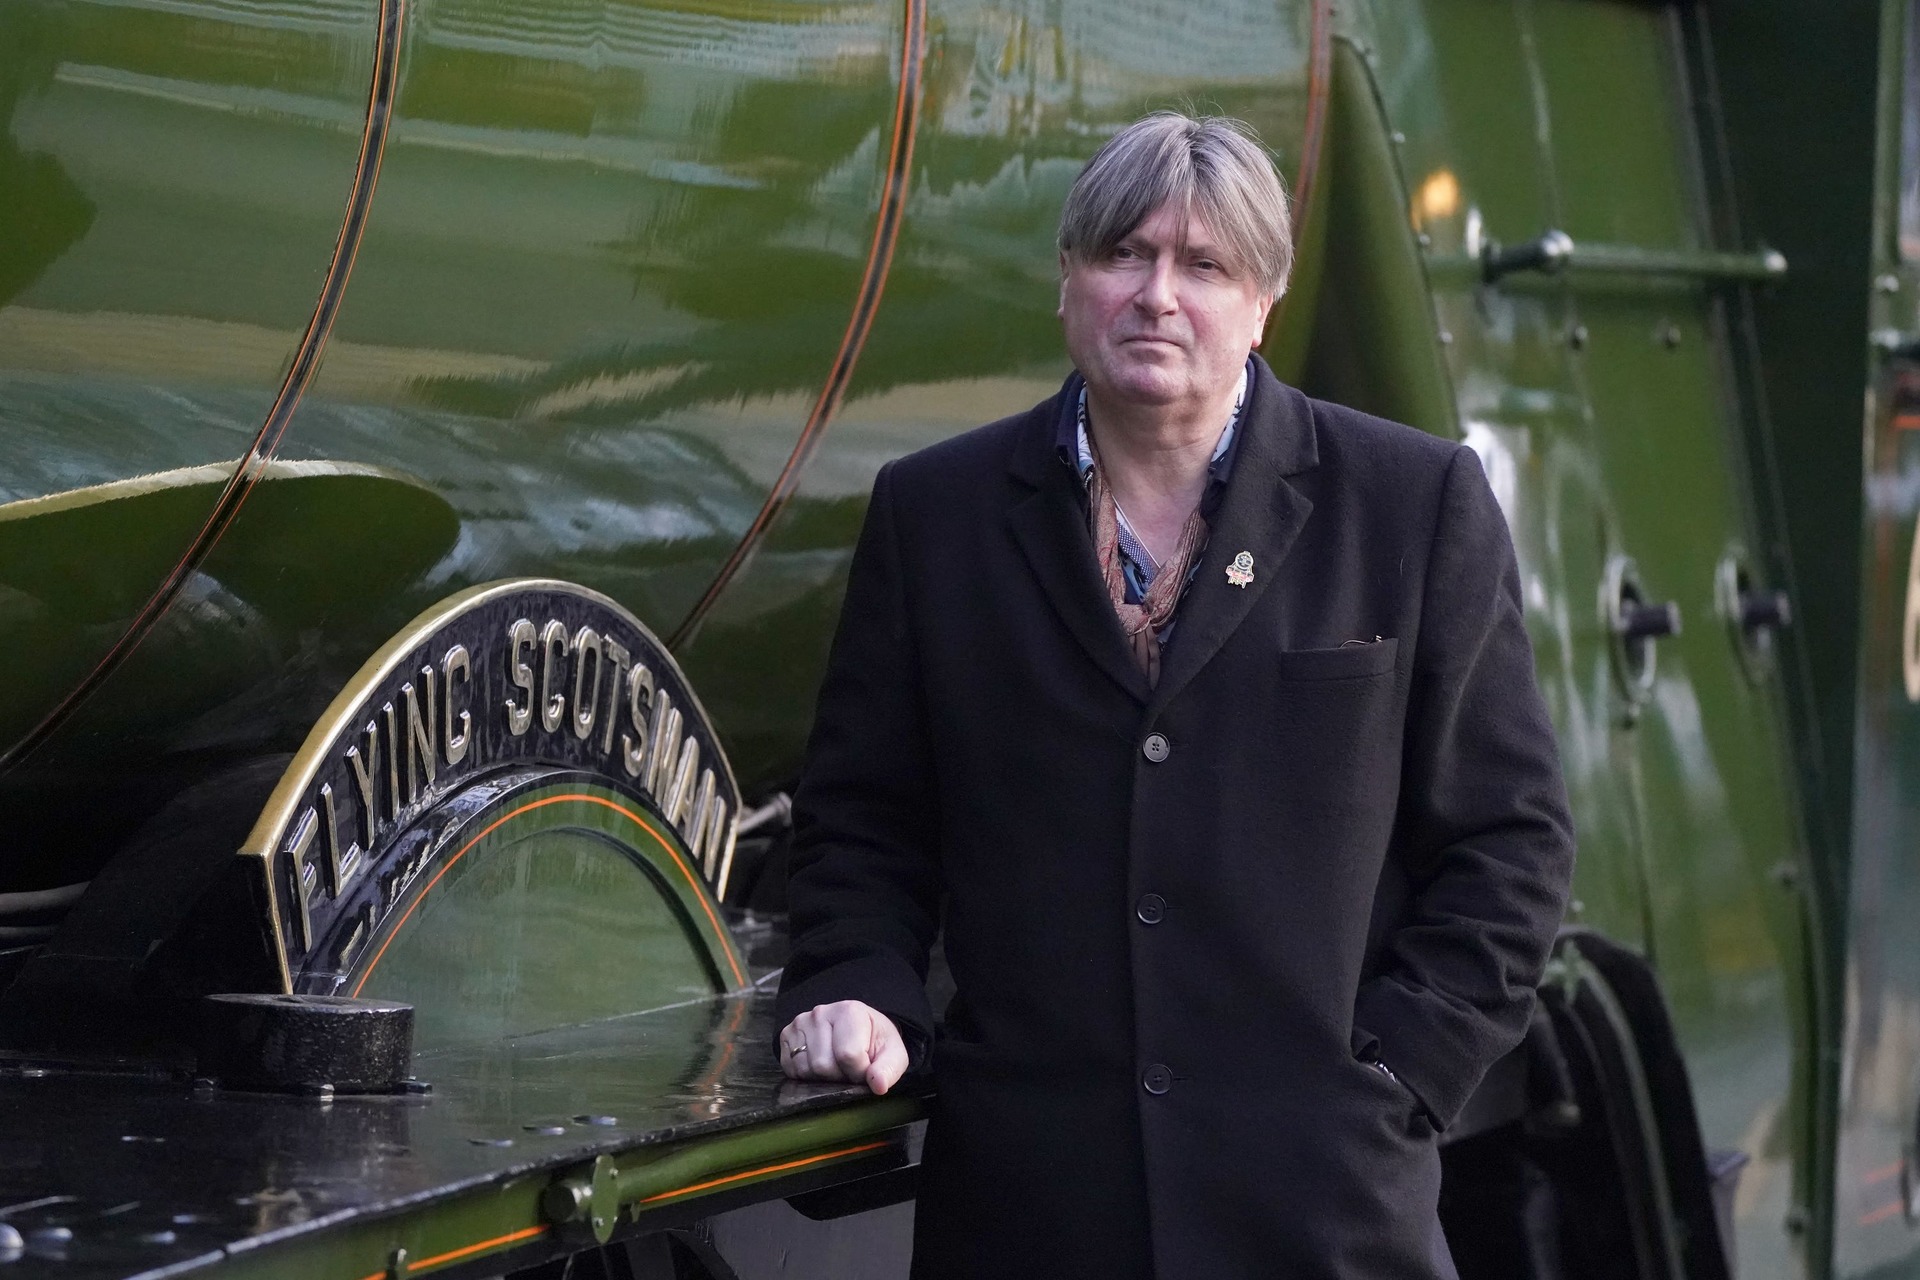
[240,578,745,996]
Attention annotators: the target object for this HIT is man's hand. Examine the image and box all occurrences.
[778,1001,909,1095]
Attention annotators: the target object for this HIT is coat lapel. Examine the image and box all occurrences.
[1147,365,1319,716]
[1005,398,1152,705]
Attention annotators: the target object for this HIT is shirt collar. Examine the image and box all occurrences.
[1058,360,1252,495]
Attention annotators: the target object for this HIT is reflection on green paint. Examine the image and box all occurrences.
[359,825,718,1050]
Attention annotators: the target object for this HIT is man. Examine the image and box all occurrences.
[774,112,1574,1278]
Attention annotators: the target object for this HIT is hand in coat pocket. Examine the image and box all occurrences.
[779,1000,910,1095]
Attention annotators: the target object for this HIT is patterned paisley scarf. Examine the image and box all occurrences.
[1084,438,1208,689]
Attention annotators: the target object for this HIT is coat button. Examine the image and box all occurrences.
[1135,893,1166,925]
[1142,1064,1172,1095]
[1141,733,1170,763]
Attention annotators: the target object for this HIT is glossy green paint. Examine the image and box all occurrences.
[1298,37,1457,440]
[352,781,743,1050]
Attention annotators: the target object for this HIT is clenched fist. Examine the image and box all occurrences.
[777,1000,909,1095]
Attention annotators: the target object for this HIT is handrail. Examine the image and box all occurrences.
[1429,230,1788,285]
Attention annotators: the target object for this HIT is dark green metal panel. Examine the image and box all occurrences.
[1355,0,1655,960]
[1297,37,1455,438]
[1527,8,1812,1274]
[1354,3,1818,1272]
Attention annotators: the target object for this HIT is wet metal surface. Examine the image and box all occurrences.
[0,984,886,1277]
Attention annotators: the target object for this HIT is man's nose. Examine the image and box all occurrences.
[1133,258,1178,313]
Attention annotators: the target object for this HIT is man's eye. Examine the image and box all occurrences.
[1193,259,1221,272]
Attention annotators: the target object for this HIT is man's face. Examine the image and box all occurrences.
[1058,202,1275,415]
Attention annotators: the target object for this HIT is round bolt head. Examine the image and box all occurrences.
[28,1226,73,1247]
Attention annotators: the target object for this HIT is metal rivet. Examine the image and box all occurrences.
[400,1079,433,1095]
[303,1083,335,1102]
[0,1223,21,1253]
[1438,330,1454,345]
[574,1114,618,1127]
[1390,130,1406,145]
[138,1230,178,1246]
[523,1124,567,1136]
[1568,324,1589,351]
[27,1226,73,1247]
[1878,273,1902,294]
[469,1137,514,1147]
[1657,321,1682,349]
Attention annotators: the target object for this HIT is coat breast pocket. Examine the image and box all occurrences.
[1274,636,1400,682]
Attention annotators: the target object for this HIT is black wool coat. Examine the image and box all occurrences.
[776,357,1575,1279]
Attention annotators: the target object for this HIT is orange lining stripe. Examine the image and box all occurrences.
[350,793,744,994]
[1858,1199,1904,1228]
[1864,1161,1906,1185]
[342,1144,887,1278]
[352,1225,546,1280]
[637,1139,891,1205]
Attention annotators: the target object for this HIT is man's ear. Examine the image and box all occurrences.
[1250,292,1278,348]
[1057,250,1071,319]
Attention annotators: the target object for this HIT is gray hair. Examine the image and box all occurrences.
[1058,111,1293,297]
